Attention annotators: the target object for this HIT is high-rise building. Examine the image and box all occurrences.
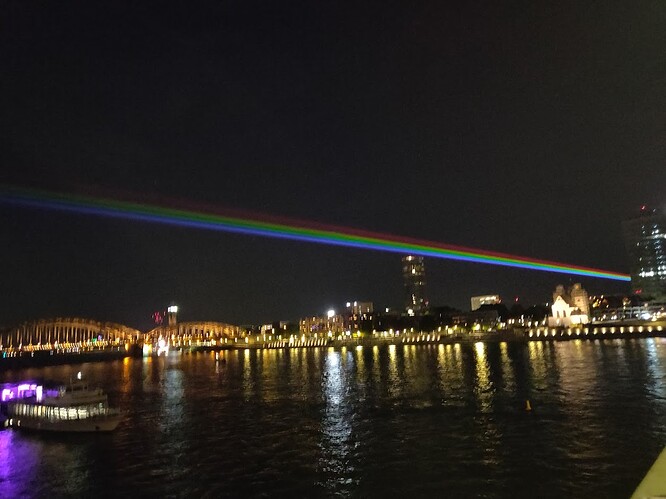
[402,255,428,315]
[622,206,666,300]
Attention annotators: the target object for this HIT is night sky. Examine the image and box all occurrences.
[1,1,664,330]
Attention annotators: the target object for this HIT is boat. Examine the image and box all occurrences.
[0,374,122,432]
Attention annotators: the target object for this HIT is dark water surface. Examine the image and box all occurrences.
[2,339,666,498]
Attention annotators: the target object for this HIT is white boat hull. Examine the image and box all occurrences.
[2,378,122,433]
[8,414,123,432]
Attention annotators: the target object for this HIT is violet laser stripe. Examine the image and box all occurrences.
[0,188,631,281]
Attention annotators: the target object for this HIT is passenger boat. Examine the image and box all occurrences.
[0,374,122,432]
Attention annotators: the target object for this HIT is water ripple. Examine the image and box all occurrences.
[0,340,664,497]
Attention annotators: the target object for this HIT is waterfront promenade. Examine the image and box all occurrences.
[219,320,666,351]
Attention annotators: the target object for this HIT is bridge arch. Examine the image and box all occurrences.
[0,317,142,351]
[146,321,241,347]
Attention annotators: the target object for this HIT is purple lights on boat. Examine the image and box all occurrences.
[1,384,36,402]
[0,388,11,402]
[1,382,57,402]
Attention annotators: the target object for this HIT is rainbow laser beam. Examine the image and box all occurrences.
[0,186,630,281]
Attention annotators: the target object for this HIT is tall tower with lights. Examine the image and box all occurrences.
[167,305,179,326]
[402,255,428,315]
[622,206,666,300]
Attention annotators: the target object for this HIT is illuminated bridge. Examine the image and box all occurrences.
[0,316,244,362]
[145,321,241,351]
[0,317,143,357]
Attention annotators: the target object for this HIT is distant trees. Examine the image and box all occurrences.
[370,305,462,333]
[477,303,509,321]
[521,304,549,321]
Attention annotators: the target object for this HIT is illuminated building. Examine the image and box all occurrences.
[588,294,665,322]
[260,321,295,335]
[548,283,589,326]
[167,305,178,326]
[402,255,428,315]
[346,301,373,316]
[299,310,345,336]
[470,295,500,311]
[622,206,666,300]
[569,283,590,317]
[345,301,374,333]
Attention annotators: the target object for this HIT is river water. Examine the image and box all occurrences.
[1,338,665,498]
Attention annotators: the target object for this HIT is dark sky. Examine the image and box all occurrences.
[1,1,664,330]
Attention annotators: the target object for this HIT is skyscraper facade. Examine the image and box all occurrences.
[401,255,428,315]
[622,206,666,300]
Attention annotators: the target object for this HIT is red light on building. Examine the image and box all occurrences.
[152,311,164,324]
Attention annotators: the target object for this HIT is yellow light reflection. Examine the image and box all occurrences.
[474,341,492,412]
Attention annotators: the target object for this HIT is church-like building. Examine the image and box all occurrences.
[548,283,590,327]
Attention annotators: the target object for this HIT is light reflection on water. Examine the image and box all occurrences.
[318,348,356,491]
[0,431,37,498]
[1,339,665,498]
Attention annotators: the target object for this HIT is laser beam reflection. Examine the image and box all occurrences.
[0,186,631,281]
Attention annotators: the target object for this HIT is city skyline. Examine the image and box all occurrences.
[0,185,638,328]
[0,182,654,329]
[0,225,644,332]
[1,1,663,330]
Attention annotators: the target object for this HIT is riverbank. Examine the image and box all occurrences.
[3,321,664,368]
[0,345,140,370]
[194,322,666,351]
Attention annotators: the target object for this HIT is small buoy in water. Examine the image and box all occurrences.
[525,400,532,411]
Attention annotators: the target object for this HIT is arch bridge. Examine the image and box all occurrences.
[146,321,241,348]
[0,317,143,353]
